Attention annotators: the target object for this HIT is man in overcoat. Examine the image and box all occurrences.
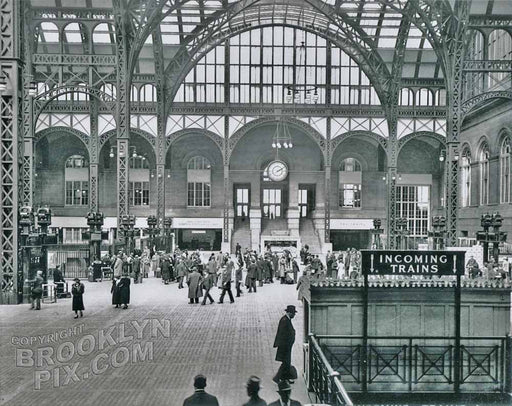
[273,305,297,383]
[182,374,219,406]
[247,259,258,293]
[187,267,203,304]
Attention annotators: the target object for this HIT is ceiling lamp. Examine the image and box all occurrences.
[272,118,293,150]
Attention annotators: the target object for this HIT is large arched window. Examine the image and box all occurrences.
[479,143,490,205]
[500,137,511,204]
[174,26,380,106]
[65,155,89,206]
[187,156,211,207]
[339,158,362,208]
[461,148,472,208]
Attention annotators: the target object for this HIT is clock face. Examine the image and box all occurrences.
[268,160,288,182]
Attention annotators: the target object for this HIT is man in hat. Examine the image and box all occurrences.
[182,374,219,406]
[268,381,302,406]
[273,305,297,383]
[243,376,267,406]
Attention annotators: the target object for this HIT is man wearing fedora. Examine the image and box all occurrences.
[273,305,297,383]
[243,376,267,406]
[182,374,219,406]
[268,381,302,406]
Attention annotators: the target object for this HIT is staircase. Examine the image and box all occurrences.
[231,218,251,252]
[261,218,289,235]
[299,218,323,255]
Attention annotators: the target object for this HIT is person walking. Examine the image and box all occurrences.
[27,270,44,310]
[112,252,125,278]
[268,381,302,406]
[235,258,243,297]
[273,305,297,383]
[218,258,235,304]
[243,376,267,406]
[71,277,84,318]
[176,258,188,289]
[201,271,216,305]
[118,273,131,309]
[183,375,219,406]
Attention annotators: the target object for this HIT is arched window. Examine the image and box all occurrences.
[479,143,490,205]
[140,84,157,102]
[417,88,433,106]
[435,89,446,106]
[92,23,115,44]
[399,88,414,106]
[187,156,211,207]
[461,148,472,208]
[500,137,511,204]
[65,155,89,206]
[75,83,89,101]
[339,158,361,208]
[131,85,139,102]
[63,22,86,46]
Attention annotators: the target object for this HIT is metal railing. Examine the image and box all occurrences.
[308,334,354,406]
[314,335,512,394]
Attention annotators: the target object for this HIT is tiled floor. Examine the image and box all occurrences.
[0,277,310,406]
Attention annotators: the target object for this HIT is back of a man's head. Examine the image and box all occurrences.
[193,374,207,389]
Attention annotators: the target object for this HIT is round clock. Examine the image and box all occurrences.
[267,160,288,182]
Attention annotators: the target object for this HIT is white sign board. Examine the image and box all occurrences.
[172,217,223,229]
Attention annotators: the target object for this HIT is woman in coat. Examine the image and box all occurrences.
[161,256,171,284]
[111,277,121,308]
[71,277,84,318]
[118,274,131,309]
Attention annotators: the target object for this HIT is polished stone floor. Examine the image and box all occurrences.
[0,276,309,406]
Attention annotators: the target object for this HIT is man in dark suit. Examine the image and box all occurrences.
[273,305,297,383]
[182,374,219,406]
[268,381,302,406]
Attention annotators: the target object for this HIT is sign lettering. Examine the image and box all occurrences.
[361,250,466,276]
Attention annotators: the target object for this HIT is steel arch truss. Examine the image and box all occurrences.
[398,131,446,152]
[331,131,389,155]
[165,128,224,157]
[162,1,392,117]
[98,127,156,151]
[34,85,116,122]
[461,91,512,118]
[34,126,91,150]
[227,116,326,162]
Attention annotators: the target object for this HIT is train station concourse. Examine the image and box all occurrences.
[1,0,512,405]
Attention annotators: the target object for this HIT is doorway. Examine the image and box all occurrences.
[330,230,371,250]
[262,188,282,219]
[234,184,250,219]
[298,184,316,218]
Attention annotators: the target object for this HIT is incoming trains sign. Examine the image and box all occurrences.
[361,250,466,276]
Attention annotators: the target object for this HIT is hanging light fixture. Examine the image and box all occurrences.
[285,12,320,105]
[272,117,293,150]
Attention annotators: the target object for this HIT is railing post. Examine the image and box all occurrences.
[454,274,461,393]
[506,334,512,393]
[362,273,369,393]
[308,334,314,392]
